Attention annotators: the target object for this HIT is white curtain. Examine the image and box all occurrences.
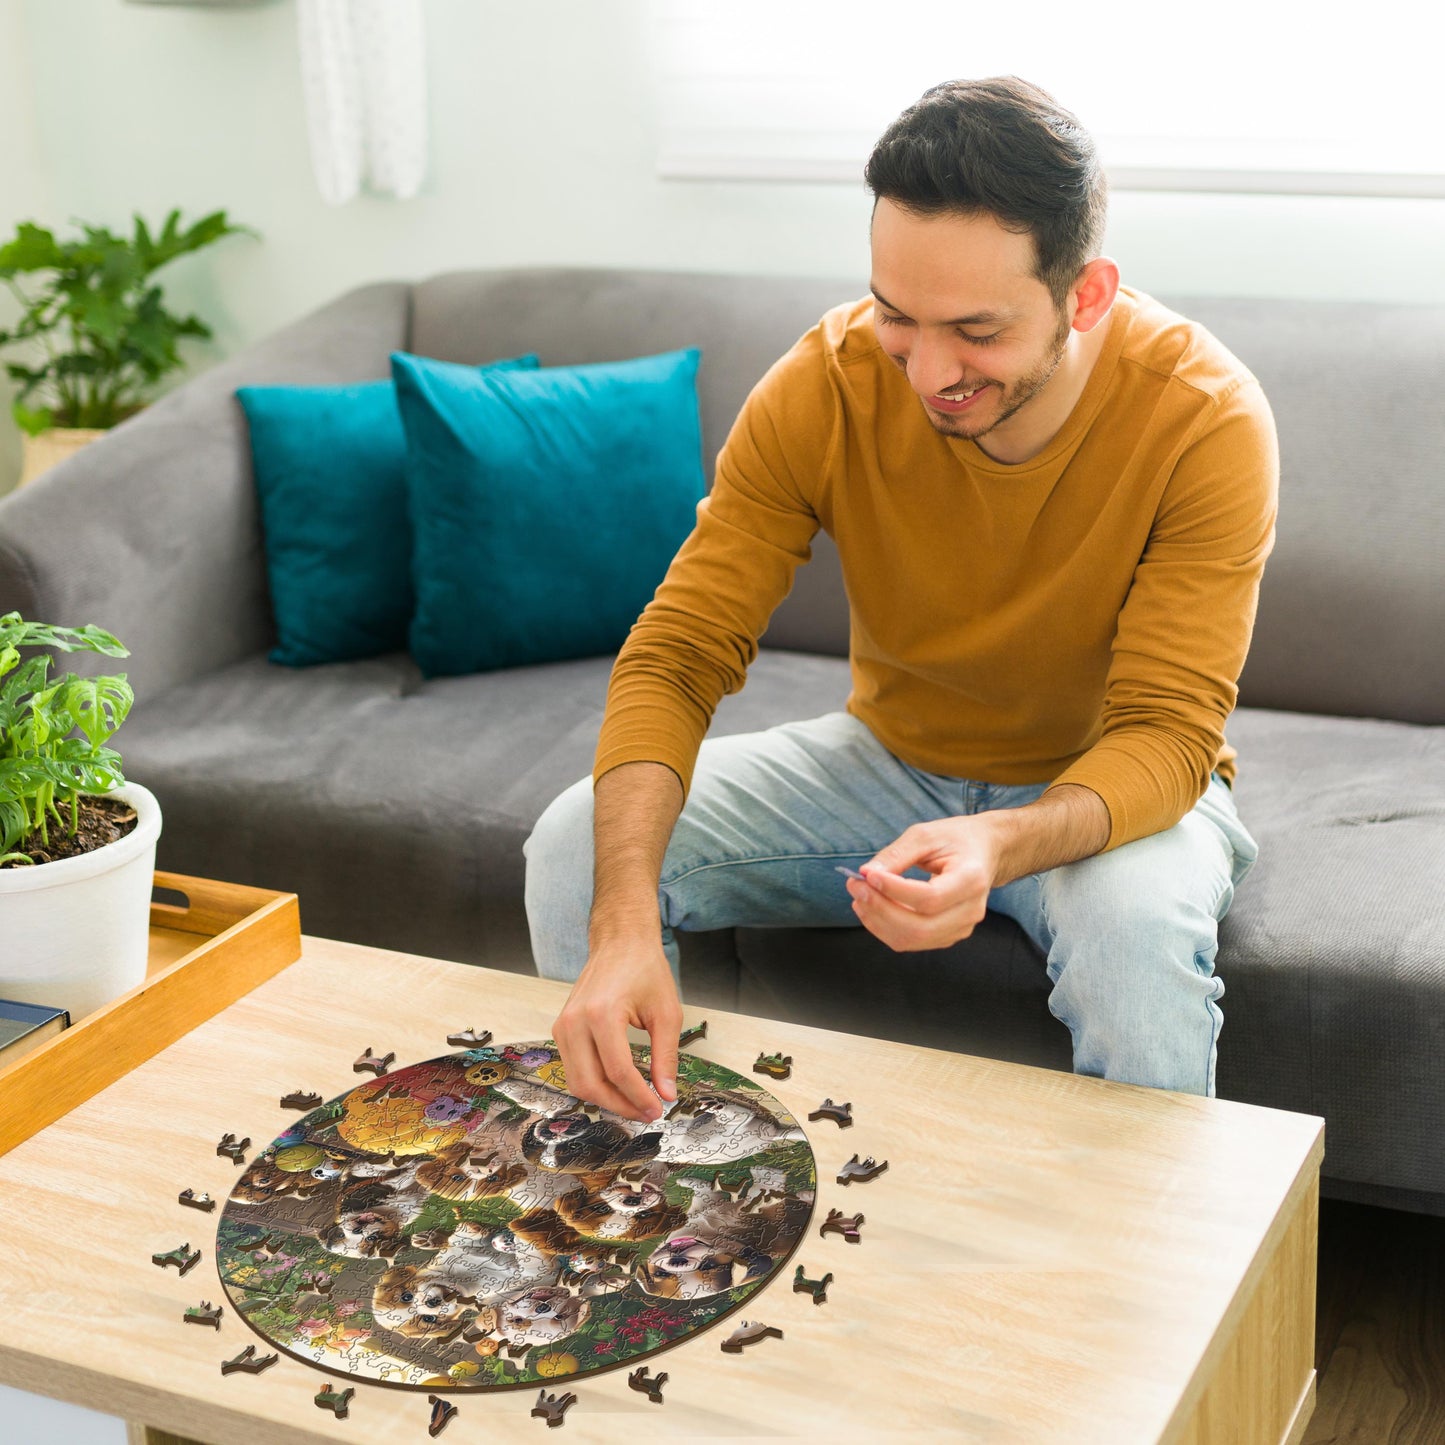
[297,0,428,205]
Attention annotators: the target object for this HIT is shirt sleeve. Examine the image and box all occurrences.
[592,336,835,798]
[1041,376,1280,851]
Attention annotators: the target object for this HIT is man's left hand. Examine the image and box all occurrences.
[845,816,1003,952]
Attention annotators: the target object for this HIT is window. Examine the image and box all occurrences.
[649,1,1444,198]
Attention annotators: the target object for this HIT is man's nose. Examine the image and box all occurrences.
[904,334,962,397]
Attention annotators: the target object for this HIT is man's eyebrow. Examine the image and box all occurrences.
[869,286,1019,326]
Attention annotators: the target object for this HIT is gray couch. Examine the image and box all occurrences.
[2,268,1441,1216]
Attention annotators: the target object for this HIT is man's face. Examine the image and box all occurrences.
[869,197,1077,441]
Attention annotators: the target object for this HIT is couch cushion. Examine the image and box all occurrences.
[237,355,539,669]
[391,348,706,677]
[116,648,852,969]
[1210,706,1445,1194]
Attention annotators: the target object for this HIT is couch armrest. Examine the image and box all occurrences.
[0,281,412,704]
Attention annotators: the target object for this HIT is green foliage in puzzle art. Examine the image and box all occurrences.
[404,1192,524,1240]
[665,1138,817,1204]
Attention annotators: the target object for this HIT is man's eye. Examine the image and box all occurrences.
[960,332,1000,345]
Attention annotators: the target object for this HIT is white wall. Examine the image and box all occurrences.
[0,0,53,493]
[2,0,1442,495]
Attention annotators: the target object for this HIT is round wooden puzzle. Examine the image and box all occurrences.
[215,1041,817,1390]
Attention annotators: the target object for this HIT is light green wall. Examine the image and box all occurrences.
[3,0,1443,499]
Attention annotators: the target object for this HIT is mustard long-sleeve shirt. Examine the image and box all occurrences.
[593,284,1280,854]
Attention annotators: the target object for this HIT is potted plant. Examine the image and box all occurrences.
[0,611,162,1021]
[0,208,253,486]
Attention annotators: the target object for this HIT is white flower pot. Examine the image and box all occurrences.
[0,781,163,1022]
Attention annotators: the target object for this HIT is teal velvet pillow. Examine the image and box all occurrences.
[391,347,705,677]
[237,353,538,667]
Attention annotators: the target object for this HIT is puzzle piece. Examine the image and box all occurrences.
[427,1394,459,1436]
[152,1243,201,1275]
[220,1344,278,1376]
[183,1301,223,1329]
[315,1385,354,1417]
[353,1047,395,1076]
[720,1319,784,1353]
[447,1027,493,1047]
[216,1133,250,1165]
[627,1365,668,1403]
[752,1051,792,1079]
[280,1090,323,1111]
[792,1264,834,1304]
[678,1021,707,1048]
[178,1188,215,1212]
[531,1389,577,1427]
[808,1098,853,1127]
[820,1208,866,1244]
[837,1154,888,1185]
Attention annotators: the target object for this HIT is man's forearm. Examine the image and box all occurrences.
[981,783,1112,886]
[589,761,685,946]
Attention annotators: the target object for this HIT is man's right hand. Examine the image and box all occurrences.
[551,936,682,1125]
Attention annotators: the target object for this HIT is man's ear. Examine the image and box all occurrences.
[1072,257,1121,332]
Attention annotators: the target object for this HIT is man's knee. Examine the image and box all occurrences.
[1041,826,1229,941]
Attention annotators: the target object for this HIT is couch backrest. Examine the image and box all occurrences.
[409,269,1445,725]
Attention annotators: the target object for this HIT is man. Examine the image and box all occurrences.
[523,76,1275,1126]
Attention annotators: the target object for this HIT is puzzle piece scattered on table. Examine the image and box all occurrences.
[820,1208,866,1243]
[446,1027,492,1047]
[531,1389,576,1428]
[152,1243,201,1275]
[792,1264,834,1303]
[837,1154,888,1186]
[427,1394,459,1436]
[220,1344,278,1376]
[752,1051,792,1079]
[315,1384,354,1417]
[720,1319,784,1353]
[353,1046,395,1076]
[678,1020,707,1048]
[216,1133,250,1164]
[808,1098,853,1127]
[177,1188,215,1212]
[627,1366,668,1403]
[183,1301,223,1329]
[280,1090,323,1111]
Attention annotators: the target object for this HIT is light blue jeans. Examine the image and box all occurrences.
[523,711,1261,1098]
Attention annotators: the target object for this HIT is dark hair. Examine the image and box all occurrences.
[864,76,1108,313]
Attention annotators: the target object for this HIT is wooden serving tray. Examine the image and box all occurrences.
[0,869,300,1157]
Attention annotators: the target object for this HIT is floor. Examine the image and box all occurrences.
[1305,1198,1445,1444]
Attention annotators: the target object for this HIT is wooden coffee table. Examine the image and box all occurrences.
[0,932,1322,1443]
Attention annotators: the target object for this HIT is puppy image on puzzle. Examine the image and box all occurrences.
[214,1041,817,1392]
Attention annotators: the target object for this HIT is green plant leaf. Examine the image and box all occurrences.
[12,402,54,436]
[0,222,62,275]
[0,209,254,420]
[0,614,129,658]
[58,675,133,748]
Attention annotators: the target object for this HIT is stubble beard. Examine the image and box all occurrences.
[923,307,1074,440]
